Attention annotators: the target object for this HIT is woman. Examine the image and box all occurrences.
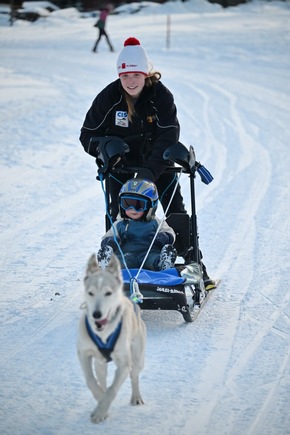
[80,37,215,289]
[81,37,186,219]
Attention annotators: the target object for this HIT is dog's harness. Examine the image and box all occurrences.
[85,315,122,362]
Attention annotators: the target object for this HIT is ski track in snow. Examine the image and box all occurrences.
[1,3,290,435]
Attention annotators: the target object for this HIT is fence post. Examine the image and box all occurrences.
[166,15,171,49]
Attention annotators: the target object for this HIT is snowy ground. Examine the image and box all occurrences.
[1,1,290,434]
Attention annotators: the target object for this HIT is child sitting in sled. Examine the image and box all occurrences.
[97,178,177,271]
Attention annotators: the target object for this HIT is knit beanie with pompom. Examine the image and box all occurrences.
[117,37,150,76]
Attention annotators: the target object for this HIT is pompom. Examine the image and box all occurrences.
[124,37,140,47]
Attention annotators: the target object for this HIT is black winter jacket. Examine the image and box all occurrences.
[79,79,180,180]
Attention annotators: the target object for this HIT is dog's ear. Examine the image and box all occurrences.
[106,253,122,283]
[86,254,100,276]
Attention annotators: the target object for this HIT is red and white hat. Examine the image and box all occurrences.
[117,37,150,76]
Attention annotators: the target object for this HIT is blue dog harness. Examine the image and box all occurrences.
[85,315,122,362]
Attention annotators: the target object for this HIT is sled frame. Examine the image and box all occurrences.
[96,142,210,322]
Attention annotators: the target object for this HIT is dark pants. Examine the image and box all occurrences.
[108,172,187,221]
[115,250,160,271]
[92,29,114,52]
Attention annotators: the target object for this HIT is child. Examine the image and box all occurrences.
[97,178,177,271]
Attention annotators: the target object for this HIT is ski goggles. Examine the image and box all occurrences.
[120,195,149,212]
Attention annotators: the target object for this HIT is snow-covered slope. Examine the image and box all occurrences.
[1,1,290,434]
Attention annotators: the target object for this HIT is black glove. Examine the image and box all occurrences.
[137,167,155,181]
[153,232,174,249]
[101,236,119,251]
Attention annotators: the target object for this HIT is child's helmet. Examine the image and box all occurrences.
[119,178,159,221]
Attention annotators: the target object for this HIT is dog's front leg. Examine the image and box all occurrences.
[130,327,145,405]
[130,369,144,405]
[94,360,107,391]
[90,363,130,424]
[78,352,105,402]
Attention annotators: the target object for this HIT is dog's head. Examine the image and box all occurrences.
[83,253,123,332]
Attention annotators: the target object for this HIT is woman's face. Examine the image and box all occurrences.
[120,73,146,97]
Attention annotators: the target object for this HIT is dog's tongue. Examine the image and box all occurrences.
[98,318,108,326]
[95,318,108,329]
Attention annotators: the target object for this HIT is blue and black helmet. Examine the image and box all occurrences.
[119,178,159,220]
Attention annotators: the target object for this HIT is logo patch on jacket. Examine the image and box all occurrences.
[147,115,156,123]
[115,111,128,127]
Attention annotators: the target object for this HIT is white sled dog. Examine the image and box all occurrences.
[77,253,146,423]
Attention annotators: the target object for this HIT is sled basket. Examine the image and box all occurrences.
[122,268,192,322]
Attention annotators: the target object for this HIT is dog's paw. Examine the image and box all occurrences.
[90,406,108,424]
[130,394,144,406]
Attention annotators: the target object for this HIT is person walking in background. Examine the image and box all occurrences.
[92,4,114,53]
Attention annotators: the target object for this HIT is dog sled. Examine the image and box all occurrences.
[92,136,216,322]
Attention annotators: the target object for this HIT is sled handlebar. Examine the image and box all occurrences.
[93,137,213,185]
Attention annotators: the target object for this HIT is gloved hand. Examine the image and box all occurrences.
[153,232,174,249]
[101,236,120,251]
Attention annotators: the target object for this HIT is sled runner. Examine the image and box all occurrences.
[92,136,217,322]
